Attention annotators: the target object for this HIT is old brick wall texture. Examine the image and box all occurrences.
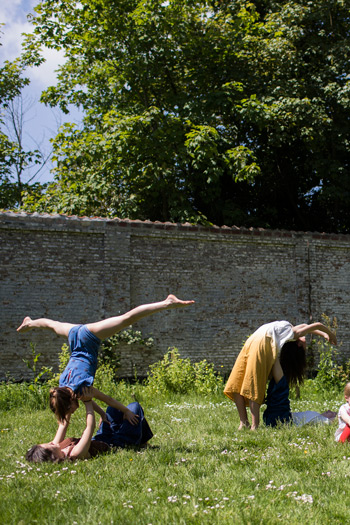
[1,211,350,381]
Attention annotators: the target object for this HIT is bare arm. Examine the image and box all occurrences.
[79,389,108,422]
[92,400,108,422]
[292,323,337,345]
[17,317,75,338]
[51,416,71,445]
[69,401,96,459]
[89,387,139,426]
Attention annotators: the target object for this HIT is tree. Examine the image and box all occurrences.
[21,0,350,232]
[0,29,48,209]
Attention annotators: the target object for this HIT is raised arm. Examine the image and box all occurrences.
[69,401,96,460]
[292,323,337,345]
[50,415,71,445]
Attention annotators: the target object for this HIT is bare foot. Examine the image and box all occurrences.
[238,422,250,430]
[166,294,195,308]
[17,317,33,333]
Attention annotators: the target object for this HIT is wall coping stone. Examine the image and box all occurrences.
[2,210,350,241]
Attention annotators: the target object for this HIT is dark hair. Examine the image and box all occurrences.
[50,387,76,422]
[25,444,62,463]
[279,341,307,387]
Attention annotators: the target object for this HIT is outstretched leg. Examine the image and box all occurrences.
[86,294,195,340]
[17,317,76,338]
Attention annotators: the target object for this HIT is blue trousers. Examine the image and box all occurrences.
[92,402,152,448]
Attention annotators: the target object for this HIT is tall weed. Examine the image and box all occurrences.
[145,348,223,396]
[311,316,350,393]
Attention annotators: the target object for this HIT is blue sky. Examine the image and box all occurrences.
[0,0,82,184]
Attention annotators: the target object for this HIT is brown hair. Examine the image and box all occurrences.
[25,444,62,463]
[50,387,76,422]
[344,382,350,397]
[279,340,307,387]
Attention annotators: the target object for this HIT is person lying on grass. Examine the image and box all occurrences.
[25,387,153,463]
[18,294,195,425]
[224,321,337,430]
[263,343,336,427]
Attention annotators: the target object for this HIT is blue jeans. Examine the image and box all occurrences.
[92,402,152,448]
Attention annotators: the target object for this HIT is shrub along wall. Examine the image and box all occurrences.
[1,211,350,380]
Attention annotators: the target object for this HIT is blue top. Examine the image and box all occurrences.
[263,375,292,427]
[59,325,101,394]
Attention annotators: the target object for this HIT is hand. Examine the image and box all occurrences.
[123,408,140,426]
[328,333,337,345]
[79,386,93,401]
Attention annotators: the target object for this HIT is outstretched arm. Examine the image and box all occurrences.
[17,317,76,338]
[69,401,95,460]
[81,386,139,425]
[292,323,337,345]
[51,415,71,445]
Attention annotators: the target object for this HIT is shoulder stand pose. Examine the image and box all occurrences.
[18,294,195,425]
[25,387,154,462]
[224,320,337,430]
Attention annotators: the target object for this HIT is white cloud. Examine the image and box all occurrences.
[0,1,82,184]
[0,0,35,61]
[0,0,65,88]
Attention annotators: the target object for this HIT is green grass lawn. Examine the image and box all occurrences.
[0,384,349,524]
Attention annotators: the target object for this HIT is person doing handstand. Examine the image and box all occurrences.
[224,320,337,430]
[18,294,194,425]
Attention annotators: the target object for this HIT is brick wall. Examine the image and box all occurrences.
[1,212,349,380]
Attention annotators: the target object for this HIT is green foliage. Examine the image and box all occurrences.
[0,29,47,208]
[47,343,70,387]
[145,348,223,396]
[48,329,152,388]
[98,328,154,381]
[311,316,350,393]
[18,0,350,232]
[104,328,154,348]
[22,343,54,383]
[0,380,49,411]
[312,341,350,394]
[0,387,349,523]
[0,345,52,410]
[93,363,116,396]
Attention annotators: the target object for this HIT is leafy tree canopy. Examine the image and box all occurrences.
[21,0,350,232]
[0,28,46,208]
